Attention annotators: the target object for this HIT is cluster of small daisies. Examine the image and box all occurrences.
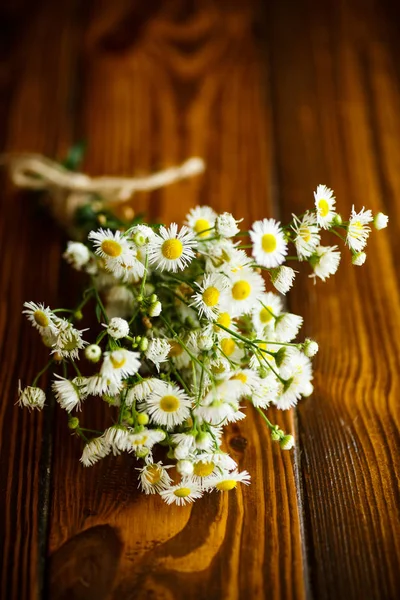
[18,186,388,505]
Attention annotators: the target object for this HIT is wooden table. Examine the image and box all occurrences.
[1,1,399,598]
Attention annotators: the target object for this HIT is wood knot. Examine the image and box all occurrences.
[229,435,248,452]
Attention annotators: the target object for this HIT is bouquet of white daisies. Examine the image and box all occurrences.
[18,186,388,505]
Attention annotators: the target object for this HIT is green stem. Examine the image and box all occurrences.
[32,359,54,387]
[92,286,109,323]
[159,315,213,376]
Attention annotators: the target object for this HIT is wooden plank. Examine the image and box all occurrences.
[0,1,80,598]
[267,0,400,598]
[46,2,307,599]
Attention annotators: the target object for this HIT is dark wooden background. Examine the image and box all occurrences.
[1,0,399,598]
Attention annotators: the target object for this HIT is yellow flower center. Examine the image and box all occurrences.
[203,286,220,307]
[215,313,231,332]
[221,337,236,357]
[34,310,49,327]
[193,461,215,477]
[231,372,247,384]
[101,239,123,257]
[162,239,183,260]
[261,233,277,253]
[259,306,273,323]
[61,339,79,351]
[232,280,251,301]
[216,480,237,491]
[169,341,183,357]
[352,221,363,234]
[160,395,180,412]
[194,218,210,237]
[174,487,191,498]
[145,464,162,484]
[110,354,126,369]
[318,199,330,218]
[131,435,148,447]
[300,227,311,242]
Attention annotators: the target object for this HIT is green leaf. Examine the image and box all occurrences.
[61,141,87,171]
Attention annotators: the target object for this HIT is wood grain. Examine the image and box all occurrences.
[268,0,400,598]
[0,1,80,598]
[2,0,400,598]
[46,2,306,599]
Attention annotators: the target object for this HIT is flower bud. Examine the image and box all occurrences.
[74,310,83,321]
[352,252,366,266]
[137,412,149,425]
[85,344,102,363]
[374,212,388,230]
[149,294,158,304]
[332,214,343,226]
[68,417,80,430]
[176,460,194,477]
[304,338,319,357]
[149,301,162,317]
[271,430,281,442]
[280,434,295,450]
[302,381,314,397]
[196,431,212,450]
[135,447,149,459]
[139,337,149,352]
[174,444,190,460]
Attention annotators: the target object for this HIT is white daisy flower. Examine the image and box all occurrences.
[108,257,145,284]
[137,462,172,494]
[41,329,58,349]
[222,268,265,317]
[194,396,245,426]
[195,451,237,473]
[346,206,373,252]
[105,285,135,320]
[275,353,313,409]
[374,212,388,230]
[280,435,295,450]
[103,426,132,455]
[160,480,203,506]
[206,469,251,492]
[101,349,141,380]
[63,241,90,271]
[23,301,57,335]
[219,336,244,364]
[80,437,111,467]
[291,212,320,259]
[128,428,166,453]
[144,382,192,429]
[205,241,252,274]
[248,340,277,371]
[250,218,288,268]
[251,373,280,408]
[104,317,130,340]
[270,265,296,294]
[88,228,133,264]
[147,223,197,272]
[314,184,336,228]
[213,311,237,335]
[185,205,217,239]
[252,292,283,334]
[80,373,123,397]
[125,378,163,405]
[171,432,197,459]
[229,368,264,396]
[215,212,241,238]
[309,245,341,282]
[274,312,303,342]
[191,273,230,320]
[168,339,192,369]
[145,338,171,371]
[52,375,86,412]
[52,319,88,359]
[18,383,46,410]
